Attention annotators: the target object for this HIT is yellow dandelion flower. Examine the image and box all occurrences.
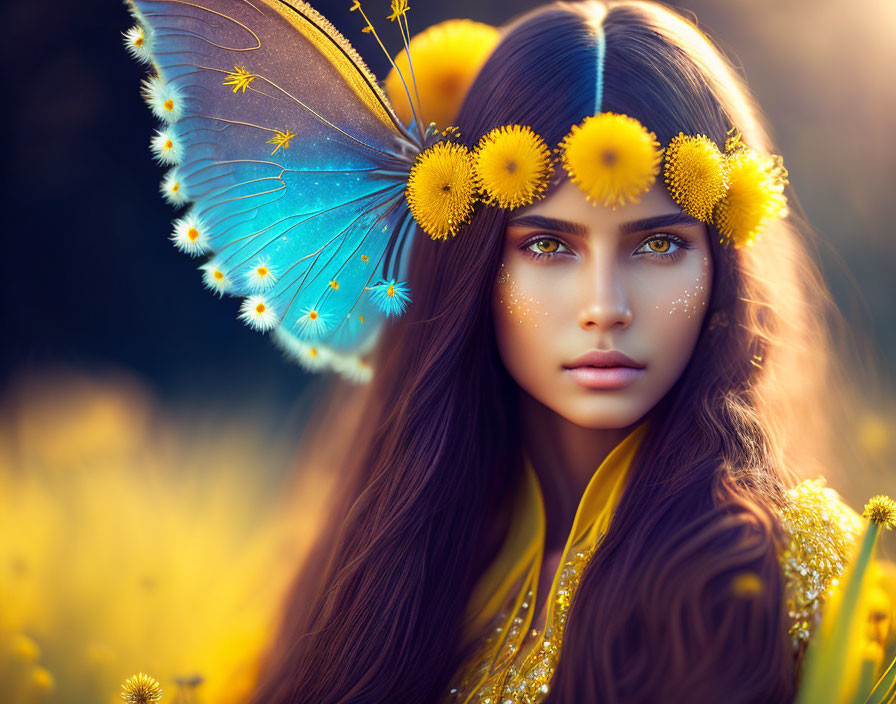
[385,19,500,130]
[863,495,896,529]
[222,65,258,94]
[387,0,409,22]
[559,112,662,210]
[406,140,476,239]
[472,125,554,209]
[266,128,296,154]
[731,571,764,598]
[9,633,41,663]
[663,133,727,223]
[121,672,163,704]
[724,126,747,154]
[31,666,55,693]
[712,147,788,248]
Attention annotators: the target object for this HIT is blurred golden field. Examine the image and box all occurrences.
[0,372,335,704]
[0,369,894,703]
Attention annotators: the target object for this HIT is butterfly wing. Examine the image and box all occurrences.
[125,0,422,382]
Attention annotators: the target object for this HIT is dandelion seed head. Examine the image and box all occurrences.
[171,212,209,256]
[238,295,278,331]
[121,672,162,704]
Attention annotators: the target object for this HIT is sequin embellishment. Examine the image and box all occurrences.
[777,478,863,648]
[442,541,599,704]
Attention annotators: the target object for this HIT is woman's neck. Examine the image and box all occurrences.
[519,391,643,553]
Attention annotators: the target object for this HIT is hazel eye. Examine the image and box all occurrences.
[634,234,690,259]
[524,236,569,258]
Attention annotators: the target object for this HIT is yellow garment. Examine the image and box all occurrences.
[442,420,649,704]
[441,423,896,704]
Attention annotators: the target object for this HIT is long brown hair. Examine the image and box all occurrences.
[249,2,849,701]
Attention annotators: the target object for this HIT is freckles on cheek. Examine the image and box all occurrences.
[653,254,711,319]
[495,263,552,328]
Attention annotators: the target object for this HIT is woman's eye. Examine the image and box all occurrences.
[634,234,690,259]
[524,236,569,259]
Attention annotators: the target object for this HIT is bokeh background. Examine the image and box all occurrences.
[2,0,895,702]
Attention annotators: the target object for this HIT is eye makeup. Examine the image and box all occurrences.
[516,232,694,263]
[632,233,693,262]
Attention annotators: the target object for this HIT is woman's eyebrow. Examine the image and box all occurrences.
[619,212,702,234]
[507,211,701,236]
[507,215,588,235]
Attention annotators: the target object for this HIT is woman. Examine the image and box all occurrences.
[122,0,893,701]
[243,2,888,701]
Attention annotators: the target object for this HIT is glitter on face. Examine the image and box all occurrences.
[655,255,710,318]
[496,263,550,327]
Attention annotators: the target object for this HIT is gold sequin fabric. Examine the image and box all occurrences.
[443,542,598,704]
[776,478,864,648]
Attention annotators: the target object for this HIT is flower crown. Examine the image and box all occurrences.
[121,0,794,383]
[405,116,790,249]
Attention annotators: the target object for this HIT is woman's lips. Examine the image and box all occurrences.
[562,349,646,389]
[564,366,645,390]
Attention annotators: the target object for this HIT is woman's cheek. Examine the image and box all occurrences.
[651,254,711,319]
[495,263,553,330]
[643,254,712,372]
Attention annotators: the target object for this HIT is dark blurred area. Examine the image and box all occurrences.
[1,0,894,409]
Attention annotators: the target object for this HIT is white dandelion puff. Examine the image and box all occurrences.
[271,327,329,371]
[200,261,231,296]
[295,307,331,341]
[150,129,182,165]
[123,25,152,63]
[170,212,210,256]
[295,342,333,371]
[332,353,373,384]
[367,279,411,318]
[244,258,278,292]
[126,1,150,27]
[141,75,184,123]
[161,169,188,206]
[238,295,278,331]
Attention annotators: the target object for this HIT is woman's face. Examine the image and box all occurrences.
[492,177,713,429]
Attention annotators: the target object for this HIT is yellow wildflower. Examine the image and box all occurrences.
[472,125,554,209]
[385,19,500,130]
[406,140,476,239]
[222,65,258,94]
[731,571,764,598]
[266,129,296,155]
[31,666,55,693]
[387,0,409,22]
[663,133,727,222]
[559,112,662,209]
[863,495,896,529]
[121,672,163,703]
[712,146,788,248]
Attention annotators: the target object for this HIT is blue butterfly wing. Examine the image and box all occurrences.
[125,0,421,381]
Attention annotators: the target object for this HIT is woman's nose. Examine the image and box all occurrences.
[576,254,633,331]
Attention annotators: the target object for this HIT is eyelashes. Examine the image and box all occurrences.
[632,233,693,261]
[520,233,693,262]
